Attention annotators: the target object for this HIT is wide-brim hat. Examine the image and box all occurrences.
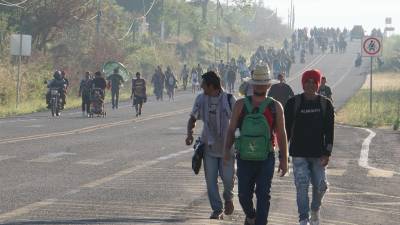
[248,65,275,85]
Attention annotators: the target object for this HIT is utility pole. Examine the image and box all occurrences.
[95,0,102,66]
[370,57,373,113]
[226,37,231,63]
[289,0,293,30]
[161,0,165,42]
[96,0,101,37]
[16,8,23,108]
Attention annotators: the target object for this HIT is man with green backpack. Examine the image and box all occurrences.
[224,65,289,225]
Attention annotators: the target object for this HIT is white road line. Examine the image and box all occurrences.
[327,169,346,176]
[337,124,399,176]
[287,54,326,83]
[75,159,113,166]
[0,199,57,222]
[331,66,353,89]
[0,118,37,124]
[81,149,192,188]
[358,126,376,169]
[0,148,194,222]
[28,152,76,163]
[0,155,16,162]
[23,124,44,128]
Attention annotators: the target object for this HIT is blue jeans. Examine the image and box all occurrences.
[292,157,328,221]
[237,153,275,225]
[111,88,119,108]
[203,152,235,213]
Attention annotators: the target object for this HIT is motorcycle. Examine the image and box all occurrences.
[49,88,62,117]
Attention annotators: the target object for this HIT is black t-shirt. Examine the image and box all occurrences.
[92,77,107,89]
[285,94,335,157]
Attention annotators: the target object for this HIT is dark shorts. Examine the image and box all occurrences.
[134,96,145,105]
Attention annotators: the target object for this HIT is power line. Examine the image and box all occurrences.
[0,0,27,8]
[118,0,159,41]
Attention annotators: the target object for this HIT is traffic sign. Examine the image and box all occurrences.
[361,36,382,57]
[385,17,392,24]
[385,27,395,32]
[10,34,31,56]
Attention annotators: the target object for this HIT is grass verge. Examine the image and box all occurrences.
[336,72,400,129]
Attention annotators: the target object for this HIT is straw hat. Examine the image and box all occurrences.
[248,65,273,85]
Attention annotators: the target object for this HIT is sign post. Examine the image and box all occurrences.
[361,36,383,113]
[10,34,31,108]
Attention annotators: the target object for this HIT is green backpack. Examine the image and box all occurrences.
[236,97,273,161]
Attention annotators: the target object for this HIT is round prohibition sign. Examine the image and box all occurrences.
[363,37,381,56]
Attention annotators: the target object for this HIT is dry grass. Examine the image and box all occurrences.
[336,72,400,128]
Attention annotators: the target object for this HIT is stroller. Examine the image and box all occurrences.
[89,88,106,118]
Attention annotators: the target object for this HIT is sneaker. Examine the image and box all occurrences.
[310,210,320,225]
[224,200,234,215]
[244,216,255,225]
[299,219,310,225]
[209,211,223,220]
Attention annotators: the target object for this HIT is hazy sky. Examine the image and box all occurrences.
[262,0,399,34]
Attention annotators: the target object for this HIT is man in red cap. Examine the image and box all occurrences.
[284,69,335,225]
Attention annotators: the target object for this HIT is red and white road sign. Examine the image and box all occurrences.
[361,36,382,57]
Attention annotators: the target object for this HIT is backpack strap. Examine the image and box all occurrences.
[227,93,233,110]
[244,96,271,114]
[244,96,253,113]
[293,94,302,119]
[258,97,272,114]
[290,94,302,142]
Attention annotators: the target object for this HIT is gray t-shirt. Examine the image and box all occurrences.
[206,96,225,157]
[190,92,236,158]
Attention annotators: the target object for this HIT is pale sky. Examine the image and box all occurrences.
[262,0,399,34]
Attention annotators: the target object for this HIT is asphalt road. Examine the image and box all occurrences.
[0,41,399,225]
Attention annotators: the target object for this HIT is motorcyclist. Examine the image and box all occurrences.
[46,71,67,109]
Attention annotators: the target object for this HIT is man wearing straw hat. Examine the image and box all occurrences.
[224,65,289,225]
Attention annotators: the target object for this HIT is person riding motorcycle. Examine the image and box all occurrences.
[46,71,67,109]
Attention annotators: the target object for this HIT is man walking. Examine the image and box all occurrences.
[186,71,236,220]
[107,68,124,109]
[268,73,294,107]
[284,69,335,225]
[131,72,146,117]
[317,76,333,101]
[224,65,289,225]
[78,71,92,117]
[180,64,189,91]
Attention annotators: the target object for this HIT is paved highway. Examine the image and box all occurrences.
[0,41,399,225]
